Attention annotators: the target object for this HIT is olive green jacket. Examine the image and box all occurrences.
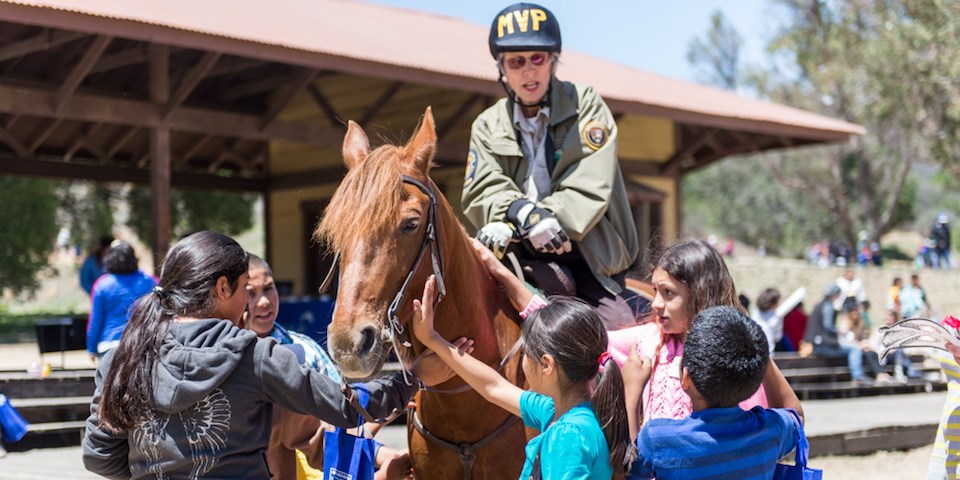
[462,78,639,294]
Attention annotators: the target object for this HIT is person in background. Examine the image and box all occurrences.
[783,302,809,356]
[80,237,112,295]
[900,274,931,319]
[86,241,157,361]
[805,285,868,383]
[834,268,867,314]
[752,288,793,353]
[463,2,639,330]
[933,214,952,270]
[836,303,892,383]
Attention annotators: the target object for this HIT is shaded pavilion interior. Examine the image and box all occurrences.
[0,0,864,294]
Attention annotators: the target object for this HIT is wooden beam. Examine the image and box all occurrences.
[358,81,404,125]
[218,74,291,101]
[206,57,266,78]
[88,46,146,75]
[0,155,265,191]
[0,124,31,158]
[260,68,316,130]
[306,83,342,127]
[0,83,344,146]
[0,30,85,63]
[164,51,221,119]
[27,118,61,155]
[105,126,141,159]
[177,134,215,167]
[56,36,112,110]
[659,128,717,175]
[64,123,105,162]
[437,93,482,141]
[149,43,171,272]
[0,85,466,156]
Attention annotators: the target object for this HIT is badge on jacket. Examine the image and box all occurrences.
[582,121,608,151]
[464,149,478,186]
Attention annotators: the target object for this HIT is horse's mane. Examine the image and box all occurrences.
[315,145,407,252]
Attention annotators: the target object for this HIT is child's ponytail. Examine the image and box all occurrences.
[593,355,635,479]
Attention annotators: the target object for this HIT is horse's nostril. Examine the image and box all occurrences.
[357,326,377,357]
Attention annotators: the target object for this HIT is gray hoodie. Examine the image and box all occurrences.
[82,319,416,479]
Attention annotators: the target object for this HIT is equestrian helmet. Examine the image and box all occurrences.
[488,3,561,58]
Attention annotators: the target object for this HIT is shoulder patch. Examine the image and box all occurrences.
[464,149,478,186]
[582,120,608,151]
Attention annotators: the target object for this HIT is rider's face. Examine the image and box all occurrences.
[501,51,552,108]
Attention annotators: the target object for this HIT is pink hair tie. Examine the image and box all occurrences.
[597,351,612,366]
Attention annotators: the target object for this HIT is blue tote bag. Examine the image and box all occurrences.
[0,394,29,443]
[323,385,378,480]
[774,418,822,480]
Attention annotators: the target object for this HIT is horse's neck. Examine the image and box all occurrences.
[431,211,517,362]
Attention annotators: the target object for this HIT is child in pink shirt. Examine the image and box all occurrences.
[610,240,800,428]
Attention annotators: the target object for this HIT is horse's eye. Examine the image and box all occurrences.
[401,219,420,233]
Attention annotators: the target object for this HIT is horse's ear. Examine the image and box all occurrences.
[342,120,370,170]
[408,107,436,174]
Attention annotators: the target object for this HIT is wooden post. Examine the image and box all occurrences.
[674,173,684,240]
[149,44,170,274]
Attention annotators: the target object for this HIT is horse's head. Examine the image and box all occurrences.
[316,107,441,378]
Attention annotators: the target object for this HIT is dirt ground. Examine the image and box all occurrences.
[813,444,932,479]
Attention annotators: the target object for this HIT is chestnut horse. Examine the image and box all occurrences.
[316,107,527,479]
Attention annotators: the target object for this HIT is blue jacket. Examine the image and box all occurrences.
[86,271,157,355]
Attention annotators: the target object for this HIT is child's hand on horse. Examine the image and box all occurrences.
[412,275,442,347]
[413,337,475,386]
[471,238,533,311]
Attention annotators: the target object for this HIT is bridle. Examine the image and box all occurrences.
[322,174,522,479]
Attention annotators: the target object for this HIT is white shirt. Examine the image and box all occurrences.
[513,103,551,201]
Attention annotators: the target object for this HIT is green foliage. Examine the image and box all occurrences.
[0,177,59,295]
[57,182,115,250]
[126,187,256,243]
[684,0,947,251]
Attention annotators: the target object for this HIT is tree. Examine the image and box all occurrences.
[126,187,256,243]
[687,11,743,90]
[0,178,59,295]
[685,2,937,252]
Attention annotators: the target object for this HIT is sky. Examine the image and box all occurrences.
[365,0,777,84]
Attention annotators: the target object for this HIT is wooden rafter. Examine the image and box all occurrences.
[260,68,317,130]
[437,93,482,141]
[206,57,265,78]
[56,36,112,110]
[63,123,107,162]
[177,134,215,167]
[0,123,30,158]
[88,46,146,75]
[27,118,61,155]
[105,126,142,159]
[659,128,718,174]
[0,83,344,146]
[358,81,404,125]
[0,154,264,192]
[164,51,221,119]
[218,74,292,101]
[306,83,342,127]
[0,30,85,63]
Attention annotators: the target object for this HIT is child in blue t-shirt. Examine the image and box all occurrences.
[626,306,804,479]
[412,265,635,479]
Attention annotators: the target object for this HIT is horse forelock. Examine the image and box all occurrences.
[316,145,407,252]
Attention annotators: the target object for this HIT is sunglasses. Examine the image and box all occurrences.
[502,52,550,70]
